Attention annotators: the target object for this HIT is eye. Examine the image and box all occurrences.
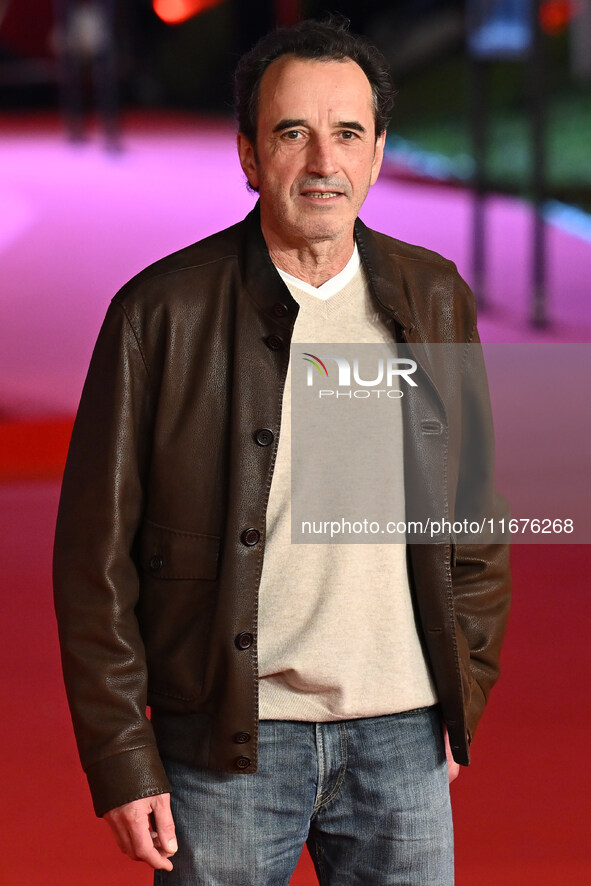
[282,130,303,140]
[340,130,358,140]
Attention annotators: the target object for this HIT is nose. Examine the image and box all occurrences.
[305,134,338,178]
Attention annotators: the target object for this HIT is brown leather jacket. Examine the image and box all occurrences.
[53,204,511,817]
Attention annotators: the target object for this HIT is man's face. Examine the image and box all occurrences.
[237,55,386,252]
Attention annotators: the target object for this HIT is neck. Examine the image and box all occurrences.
[262,227,356,287]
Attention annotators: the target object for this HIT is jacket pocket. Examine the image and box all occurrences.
[140,519,220,581]
[136,520,220,701]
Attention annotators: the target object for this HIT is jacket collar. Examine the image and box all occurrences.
[355,217,444,404]
[240,202,300,328]
[353,217,416,337]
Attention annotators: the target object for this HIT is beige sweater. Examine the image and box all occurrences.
[258,251,437,720]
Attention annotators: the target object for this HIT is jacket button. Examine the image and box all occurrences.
[272,302,288,317]
[265,334,284,350]
[149,555,164,572]
[234,731,251,744]
[235,632,254,650]
[241,528,260,546]
[254,428,274,446]
[235,756,251,770]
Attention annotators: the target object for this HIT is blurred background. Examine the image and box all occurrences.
[2,0,591,328]
[1,2,590,884]
[2,1,590,204]
[2,1,590,198]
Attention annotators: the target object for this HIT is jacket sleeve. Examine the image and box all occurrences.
[451,321,511,743]
[53,299,171,817]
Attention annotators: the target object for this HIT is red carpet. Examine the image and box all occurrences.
[0,418,73,482]
[2,483,589,884]
[1,114,590,883]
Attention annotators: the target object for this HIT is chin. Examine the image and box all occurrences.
[305,224,346,242]
[294,214,345,237]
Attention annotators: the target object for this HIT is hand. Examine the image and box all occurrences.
[443,727,461,784]
[103,792,178,871]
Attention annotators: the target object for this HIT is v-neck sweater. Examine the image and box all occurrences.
[257,262,437,721]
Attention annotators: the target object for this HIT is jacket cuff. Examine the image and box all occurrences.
[85,744,171,817]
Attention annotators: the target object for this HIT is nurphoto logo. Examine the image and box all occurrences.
[301,352,418,399]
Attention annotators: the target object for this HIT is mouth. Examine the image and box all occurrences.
[300,190,344,201]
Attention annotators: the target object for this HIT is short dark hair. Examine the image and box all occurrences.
[233,17,396,144]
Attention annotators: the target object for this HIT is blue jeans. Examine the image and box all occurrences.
[155,706,454,885]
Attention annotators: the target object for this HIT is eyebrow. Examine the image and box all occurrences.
[272,119,306,133]
[272,119,367,134]
[336,121,367,133]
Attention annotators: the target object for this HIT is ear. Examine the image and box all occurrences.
[237,132,259,190]
[370,131,386,186]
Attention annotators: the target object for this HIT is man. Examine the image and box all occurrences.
[54,18,511,885]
